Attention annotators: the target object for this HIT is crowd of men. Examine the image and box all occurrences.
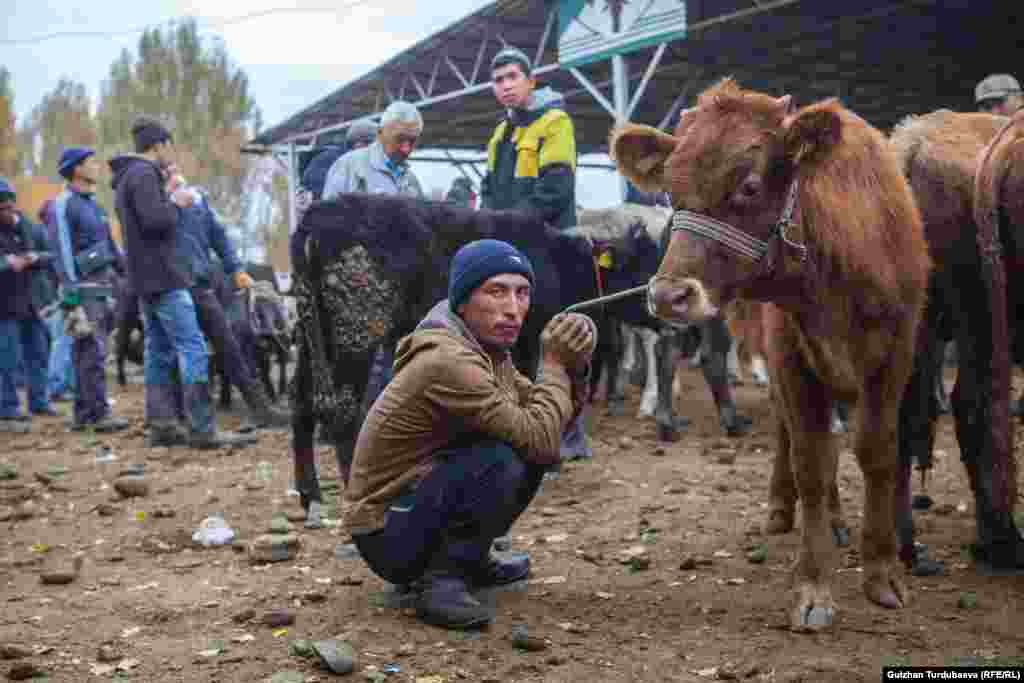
[1,118,290,445]
[2,56,1021,634]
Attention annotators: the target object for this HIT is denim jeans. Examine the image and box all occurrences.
[45,310,74,398]
[140,288,209,386]
[353,438,544,585]
[0,317,51,418]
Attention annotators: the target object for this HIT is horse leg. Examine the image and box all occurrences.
[727,342,742,385]
[701,315,752,437]
[774,365,842,630]
[619,322,637,388]
[635,328,659,419]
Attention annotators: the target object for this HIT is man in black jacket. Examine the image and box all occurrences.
[0,177,58,433]
[111,116,253,450]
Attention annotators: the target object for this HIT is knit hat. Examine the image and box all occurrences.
[448,239,535,311]
[57,146,95,179]
[0,176,14,200]
[491,47,532,77]
[131,118,173,152]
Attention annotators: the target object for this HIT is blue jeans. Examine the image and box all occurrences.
[46,310,74,398]
[353,438,544,585]
[140,289,209,386]
[0,317,51,418]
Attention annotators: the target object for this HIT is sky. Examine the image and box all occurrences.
[0,0,621,208]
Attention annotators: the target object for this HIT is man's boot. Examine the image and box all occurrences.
[415,552,493,630]
[183,382,259,450]
[145,384,186,447]
[238,379,292,431]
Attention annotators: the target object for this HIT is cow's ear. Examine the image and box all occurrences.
[784,102,841,165]
[609,122,679,193]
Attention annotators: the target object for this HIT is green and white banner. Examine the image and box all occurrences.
[558,0,687,67]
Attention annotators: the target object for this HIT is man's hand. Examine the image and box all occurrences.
[4,254,29,272]
[541,313,597,372]
[171,189,194,209]
[233,271,254,290]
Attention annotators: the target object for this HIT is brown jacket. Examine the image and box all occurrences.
[343,300,581,534]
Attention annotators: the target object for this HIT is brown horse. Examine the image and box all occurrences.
[890,109,1024,572]
[611,79,931,630]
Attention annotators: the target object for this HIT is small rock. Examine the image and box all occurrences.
[263,610,295,628]
[95,503,121,517]
[618,436,635,451]
[715,483,730,493]
[0,464,17,481]
[11,501,37,521]
[679,556,698,571]
[97,642,123,663]
[747,546,768,564]
[113,476,149,499]
[40,556,83,585]
[663,484,689,495]
[0,644,31,660]
[933,503,956,516]
[651,447,667,457]
[311,639,355,675]
[958,592,977,610]
[510,626,548,652]
[232,608,256,624]
[152,506,176,519]
[288,640,314,658]
[249,534,301,563]
[6,662,44,680]
[284,509,307,523]
[269,516,293,535]
[715,452,737,465]
[396,643,415,657]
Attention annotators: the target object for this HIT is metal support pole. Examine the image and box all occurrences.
[611,54,629,201]
[287,142,297,236]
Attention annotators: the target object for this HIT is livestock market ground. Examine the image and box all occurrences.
[2,365,1023,683]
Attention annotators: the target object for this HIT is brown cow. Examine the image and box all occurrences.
[890,109,1024,572]
[724,299,771,387]
[611,79,931,630]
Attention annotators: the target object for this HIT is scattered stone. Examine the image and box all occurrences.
[113,476,149,499]
[933,503,956,516]
[11,501,37,521]
[232,608,256,624]
[618,436,635,451]
[311,639,355,675]
[0,464,17,481]
[715,483,730,493]
[288,640,314,658]
[0,508,11,522]
[510,626,548,652]
[679,555,713,570]
[6,662,44,680]
[263,610,295,628]
[663,484,688,495]
[268,672,305,683]
[651,447,667,457]
[40,556,83,585]
[269,516,293,535]
[152,506,176,519]
[97,642,123,663]
[715,452,737,465]
[958,592,977,610]
[396,643,415,657]
[249,534,301,563]
[244,481,266,492]
[747,546,768,564]
[95,503,121,517]
[284,509,307,523]
[0,644,30,660]
[300,591,327,604]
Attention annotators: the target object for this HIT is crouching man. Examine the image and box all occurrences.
[345,239,596,630]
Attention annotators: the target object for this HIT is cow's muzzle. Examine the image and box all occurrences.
[647,276,718,322]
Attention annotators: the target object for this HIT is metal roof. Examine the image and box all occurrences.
[245,0,1022,155]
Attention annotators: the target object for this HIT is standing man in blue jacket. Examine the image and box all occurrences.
[111,117,252,449]
[167,162,290,430]
[0,177,58,433]
[52,147,130,433]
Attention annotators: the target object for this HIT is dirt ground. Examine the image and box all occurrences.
[1,365,1023,683]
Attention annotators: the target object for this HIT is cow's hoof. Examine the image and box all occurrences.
[765,509,794,535]
[864,566,907,609]
[831,525,851,548]
[606,398,626,418]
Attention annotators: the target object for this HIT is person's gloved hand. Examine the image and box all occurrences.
[541,313,597,373]
[233,271,254,290]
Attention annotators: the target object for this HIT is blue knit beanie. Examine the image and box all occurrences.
[449,239,535,311]
[58,146,95,179]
